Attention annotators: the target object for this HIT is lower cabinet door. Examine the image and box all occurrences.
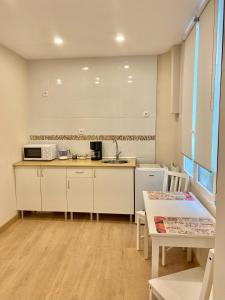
[94,168,134,214]
[41,168,67,212]
[67,178,93,212]
[15,167,42,211]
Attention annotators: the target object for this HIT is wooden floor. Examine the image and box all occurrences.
[0,213,196,300]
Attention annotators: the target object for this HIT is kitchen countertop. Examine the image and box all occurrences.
[14,158,136,168]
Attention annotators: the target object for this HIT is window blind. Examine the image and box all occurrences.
[194,0,216,170]
[181,26,196,159]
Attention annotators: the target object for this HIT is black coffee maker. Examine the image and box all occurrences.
[90,141,102,160]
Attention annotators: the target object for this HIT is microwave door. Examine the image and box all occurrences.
[24,148,42,159]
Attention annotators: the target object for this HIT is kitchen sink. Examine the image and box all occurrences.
[102,159,128,164]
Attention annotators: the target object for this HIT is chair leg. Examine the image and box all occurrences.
[137,216,141,251]
[162,246,166,266]
[187,248,192,262]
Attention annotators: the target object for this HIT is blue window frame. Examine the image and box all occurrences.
[183,156,194,177]
[197,165,214,193]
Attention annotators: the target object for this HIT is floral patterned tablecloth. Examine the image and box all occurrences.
[147,191,194,201]
[154,216,216,235]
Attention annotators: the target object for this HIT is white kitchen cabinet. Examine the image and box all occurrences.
[41,168,67,212]
[15,167,42,211]
[67,169,94,213]
[15,165,135,219]
[94,168,134,215]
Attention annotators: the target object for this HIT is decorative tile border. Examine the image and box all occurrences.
[30,135,155,141]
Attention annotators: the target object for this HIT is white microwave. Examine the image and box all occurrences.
[23,144,57,161]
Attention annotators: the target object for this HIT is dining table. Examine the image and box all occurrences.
[143,191,215,278]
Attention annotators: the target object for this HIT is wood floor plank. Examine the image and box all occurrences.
[0,214,196,300]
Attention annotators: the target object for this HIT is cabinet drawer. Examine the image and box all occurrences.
[67,168,93,178]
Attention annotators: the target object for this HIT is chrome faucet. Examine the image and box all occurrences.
[113,139,122,160]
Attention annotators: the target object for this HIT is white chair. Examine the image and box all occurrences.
[136,211,149,259]
[136,210,165,259]
[163,170,189,193]
[162,170,190,266]
[149,249,214,300]
[136,210,145,250]
[136,171,190,262]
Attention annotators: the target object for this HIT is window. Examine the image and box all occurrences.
[183,156,194,177]
[181,0,223,198]
[197,165,214,193]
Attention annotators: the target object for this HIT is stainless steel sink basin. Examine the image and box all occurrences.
[102,159,128,164]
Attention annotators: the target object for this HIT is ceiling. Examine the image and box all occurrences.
[0,0,198,59]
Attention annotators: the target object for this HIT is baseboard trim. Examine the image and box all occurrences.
[0,215,18,233]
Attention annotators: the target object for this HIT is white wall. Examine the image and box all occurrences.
[156,51,181,167]
[28,56,157,162]
[214,23,225,299]
[0,45,29,226]
[28,56,156,135]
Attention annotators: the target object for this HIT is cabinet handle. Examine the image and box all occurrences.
[37,168,39,177]
[41,169,43,177]
[68,180,70,189]
[75,171,84,174]
[93,169,96,178]
[148,174,155,177]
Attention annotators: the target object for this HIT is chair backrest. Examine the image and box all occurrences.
[199,249,214,300]
[163,170,189,192]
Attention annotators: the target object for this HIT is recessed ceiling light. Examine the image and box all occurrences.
[115,34,125,43]
[128,80,133,83]
[82,66,89,71]
[96,77,100,81]
[56,78,62,85]
[95,81,100,85]
[54,36,64,45]
[128,75,133,79]
[124,65,130,69]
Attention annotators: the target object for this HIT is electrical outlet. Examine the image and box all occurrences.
[42,90,49,97]
[78,128,84,135]
[143,111,150,118]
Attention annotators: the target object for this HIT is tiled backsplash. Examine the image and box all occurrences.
[29,137,155,163]
[28,55,157,162]
[30,134,155,141]
[28,56,157,134]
